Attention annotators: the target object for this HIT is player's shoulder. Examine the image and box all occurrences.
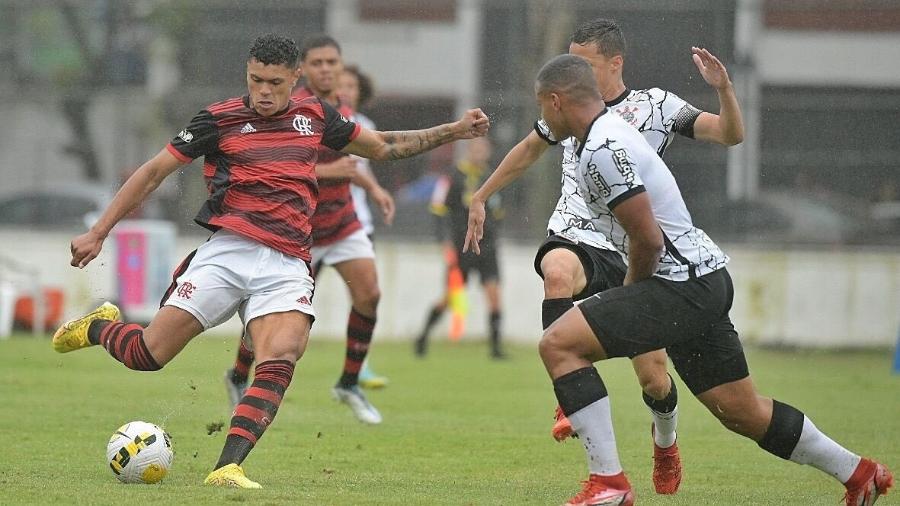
[206,96,247,116]
[628,87,676,103]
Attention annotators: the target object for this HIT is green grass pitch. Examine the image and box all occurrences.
[1,334,897,505]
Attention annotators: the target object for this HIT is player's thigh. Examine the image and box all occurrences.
[247,310,312,363]
[538,247,586,297]
[333,257,379,304]
[141,305,206,365]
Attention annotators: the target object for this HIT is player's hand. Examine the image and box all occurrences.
[70,230,105,268]
[455,108,490,140]
[692,47,732,90]
[369,185,395,226]
[463,197,486,255]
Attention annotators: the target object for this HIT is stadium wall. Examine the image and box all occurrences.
[2,229,897,349]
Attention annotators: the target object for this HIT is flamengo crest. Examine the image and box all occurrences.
[293,114,314,135]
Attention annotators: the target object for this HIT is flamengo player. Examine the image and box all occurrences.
[534,53,891,506]
[52,33,489,488]
[225,35,395,424]
[465,18,743,494]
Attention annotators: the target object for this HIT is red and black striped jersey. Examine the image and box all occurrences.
[293,86,362,246]
[166,95,360,261]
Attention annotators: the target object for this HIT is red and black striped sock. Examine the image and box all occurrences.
[230,340,255,384]
[89,320,160,371]
[338,307,375,388]
[215,359,295,469]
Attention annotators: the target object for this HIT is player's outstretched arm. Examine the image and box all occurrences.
[70,149,184,268]
[463,131,549,254]
[342,108,489,161]
[690,46,744,146]
[610,192,664,286]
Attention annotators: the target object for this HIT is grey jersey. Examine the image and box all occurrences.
[535,88,702,251]
[576,110,727,281]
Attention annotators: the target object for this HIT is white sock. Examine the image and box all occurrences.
[650,406,678,448]
[789,416,861,483]
[568,397,623,475]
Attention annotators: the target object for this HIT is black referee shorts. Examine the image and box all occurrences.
[578,268,749,395]
[458,242,500,284]
[533,234,627,301]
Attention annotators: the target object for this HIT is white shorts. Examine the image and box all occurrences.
[310,228,375,269]
[163,230,316,331]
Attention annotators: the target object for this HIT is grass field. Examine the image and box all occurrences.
[1,334,898,505]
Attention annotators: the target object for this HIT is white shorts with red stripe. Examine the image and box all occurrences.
[163,229,315,331]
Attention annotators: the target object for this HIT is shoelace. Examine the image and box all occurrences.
[570,476,608,503]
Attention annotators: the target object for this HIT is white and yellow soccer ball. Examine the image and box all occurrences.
[106,421,173,484]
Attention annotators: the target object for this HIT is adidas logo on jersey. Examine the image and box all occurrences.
[240,123,256,134]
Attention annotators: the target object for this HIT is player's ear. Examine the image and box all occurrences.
[610,54,624,72]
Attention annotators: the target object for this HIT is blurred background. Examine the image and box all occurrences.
[0,0,897,350]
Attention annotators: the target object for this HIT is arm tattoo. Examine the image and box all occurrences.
[381,124,456,160]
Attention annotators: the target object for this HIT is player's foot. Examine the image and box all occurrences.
[224,368,248,410]
[358,363,388,389]
[562,474,634,506]
[490,347,507,360]
[651,424,682,494]
[333,384,382,424]
[52,301,120,353]
[204,463,261,489]
[844,458,893,506]
[552,405,576,441]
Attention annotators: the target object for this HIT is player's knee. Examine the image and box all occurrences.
[542,266,576,298]
[352,285,381,313]
[638,370,670,400]
[708,397,767,439]
[539,326,568,362]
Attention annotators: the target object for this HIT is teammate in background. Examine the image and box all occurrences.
[415,137,505,359]
[531,52,891,506]
[336,64,389,389]
[53,33,489,488]
[224,35,395,424]
[464,18,744,494]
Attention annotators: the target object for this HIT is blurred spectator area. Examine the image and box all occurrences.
[0,0,897,245]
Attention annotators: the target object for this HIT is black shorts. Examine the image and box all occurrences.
[458,242,500,284]
[578,268,749,396]
[533,234,627,300]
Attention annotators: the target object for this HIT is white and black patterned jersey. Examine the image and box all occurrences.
[576,110,727,281]
[535,88,702,252]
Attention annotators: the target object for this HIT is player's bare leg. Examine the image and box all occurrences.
[332,257,382,424]
[539,307,634,506]
[696,377,893,504]
[207,310,310,488]
[415,293,448,357]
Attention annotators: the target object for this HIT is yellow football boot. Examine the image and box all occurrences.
[52,301,120,353]
[204,463,262,489]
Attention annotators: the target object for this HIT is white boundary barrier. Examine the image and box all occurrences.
[1,228,897,348]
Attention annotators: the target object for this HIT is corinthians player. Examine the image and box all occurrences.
[463,18,743,495]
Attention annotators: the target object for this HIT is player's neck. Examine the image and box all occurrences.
[600,81,627,103]
[571,102,606,141]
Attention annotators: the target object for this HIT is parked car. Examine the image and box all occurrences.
[0,184,112,229]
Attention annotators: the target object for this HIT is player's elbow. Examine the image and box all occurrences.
[723,130,744,146]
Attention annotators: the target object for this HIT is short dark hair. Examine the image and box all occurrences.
[248,33,300,68]
[536,54,601,104]
[570,18,626,58]
[300,34,341,61]
[343,64,375,107]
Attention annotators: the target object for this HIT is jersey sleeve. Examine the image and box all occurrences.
[580,143,646,211]
[658,89,702,139]
[319,99,360,151]
[166,110,219,163]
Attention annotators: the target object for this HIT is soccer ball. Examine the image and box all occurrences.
[106,421,173,484]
